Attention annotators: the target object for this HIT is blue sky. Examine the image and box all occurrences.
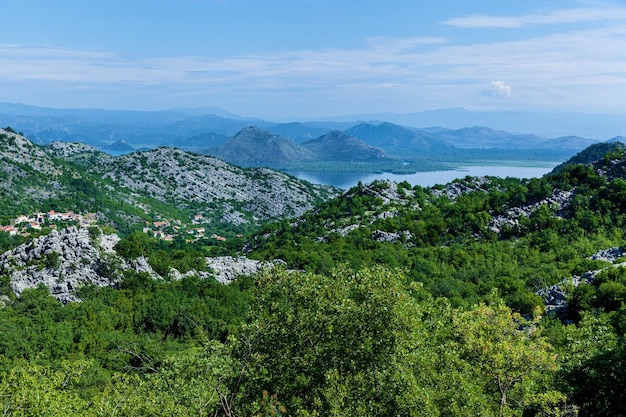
[1,0,626,119]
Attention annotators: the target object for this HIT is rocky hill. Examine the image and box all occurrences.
[345,122,450,153]
[249,141,626,253]
[207,126,316,168]
[0,128,85,216]
[206,127,395,169]
[0,225,282,302]
[46,140,103,158]
[301,130,392,162]
[87,146,336,224]
[551,141,625,173]
[0,129,339,227]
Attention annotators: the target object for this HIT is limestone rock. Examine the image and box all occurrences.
[489,189,574,233]
[204,256,285,284]
[0,226,122,303]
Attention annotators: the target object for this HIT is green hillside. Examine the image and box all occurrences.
[0,128,338,233]
[1,132,626,416]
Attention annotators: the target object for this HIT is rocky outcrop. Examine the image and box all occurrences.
[203,256,286,284]
[0,226,121,303]
[371,229,412,244]
[489,189,574,233]
[0,226,286,302]
[589,246,626,263]
[346,180,416,206]
[430,176,494,200]
[89,147,339,224]
[537,247,626,318]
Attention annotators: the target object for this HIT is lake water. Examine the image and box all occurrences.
[286,163,559,189]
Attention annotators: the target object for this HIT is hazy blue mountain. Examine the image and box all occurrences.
[434,126,539,148]
[315,107,626,139]
[164,106,250,119]
[301,131,393,162]
[163,114,273,137]
[206,126,317,168]
[103,140,135,153]
[608,136,626,143]
[427,126,596,150]
[0,102,615,171]
[344,122,451,153]
[0,102,273,149]
[541,136,598,150]
[293,120,360,131]
[170,132,229,150]
[266,122,332,143]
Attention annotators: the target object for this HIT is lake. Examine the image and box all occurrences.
[286,163,559,189]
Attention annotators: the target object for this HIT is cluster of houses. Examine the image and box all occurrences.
[142,216,229,243]
[0,210,90,237]
[0,210,237,244]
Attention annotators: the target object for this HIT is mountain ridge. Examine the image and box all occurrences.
[206,127,393,168]
[2,101,617,155]
[0,128,340,228]
[207,126,317,168]
[301,130,392,162]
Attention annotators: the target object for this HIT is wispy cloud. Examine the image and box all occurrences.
[443,7,626,28]
[2,20,626,116]
[480,81,512,98]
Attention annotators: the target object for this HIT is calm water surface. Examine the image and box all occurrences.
[286,164,559,190]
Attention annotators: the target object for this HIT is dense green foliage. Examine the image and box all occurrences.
[232,267,569,417]
[4,146,626,415]
[248,166,626,315]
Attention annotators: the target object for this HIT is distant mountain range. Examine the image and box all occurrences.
[206,127,392,168]
[344,122,451,152]
[318,107,626,139]
[2,102,624,171]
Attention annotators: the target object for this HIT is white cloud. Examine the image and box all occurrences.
[2,20,626,117]
[443,7,626,28]
[480,81,512,98]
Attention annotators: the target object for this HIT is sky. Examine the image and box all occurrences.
[1,0,626,120]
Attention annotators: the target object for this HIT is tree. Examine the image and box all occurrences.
[451,301,568,417]
[0,360,92,416]
[114,230,151,259]
[232,265,428,416]
[230,266,570,416]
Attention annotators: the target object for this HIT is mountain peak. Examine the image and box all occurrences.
[207,127,316,168]
[302,131,392,162]
[235,126,273,137]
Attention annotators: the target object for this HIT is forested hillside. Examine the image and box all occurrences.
[1,133,626,416]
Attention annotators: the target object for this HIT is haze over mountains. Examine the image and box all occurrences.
[0,102,623,172]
